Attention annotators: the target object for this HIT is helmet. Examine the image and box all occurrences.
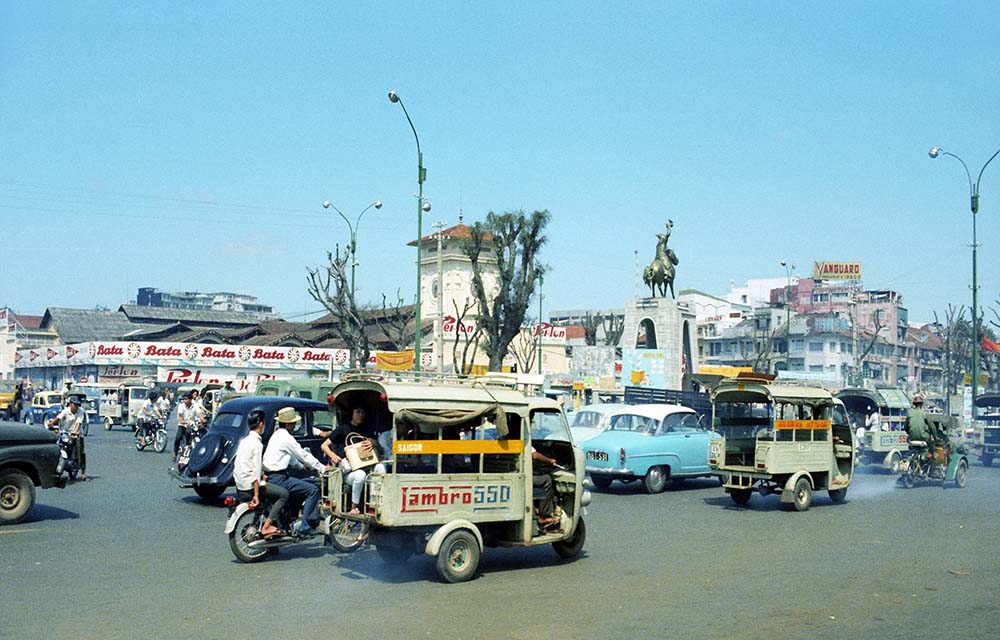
[912,393,924,405]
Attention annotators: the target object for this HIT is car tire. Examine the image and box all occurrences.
[104,417,114,431]
[789,477,812,512]
[23,414,33,425]
[888,451,902,473]
[954,459,968,488]
[0,469,35,525]
[591,476,612,491]
[643,466,667,494]
[194,485,225,501]
[435,529,480,583]
[828,487,848,503]
[552,517,586,559]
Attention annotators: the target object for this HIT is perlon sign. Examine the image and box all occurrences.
[813,261,862,281]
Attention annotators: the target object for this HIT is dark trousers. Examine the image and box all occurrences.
[267,472,320,528]
[76,436,86,474]
[173,425,189,457]
[533,473,555,517]
[236,483,290,523]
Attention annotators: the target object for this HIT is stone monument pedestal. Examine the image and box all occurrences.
[621,298,698,390]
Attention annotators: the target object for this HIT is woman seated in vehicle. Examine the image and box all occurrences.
[321,406,386,514]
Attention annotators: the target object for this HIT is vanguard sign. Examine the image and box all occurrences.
[813,261,862,281]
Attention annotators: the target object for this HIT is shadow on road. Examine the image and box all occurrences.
[701,494,848,511]
[591,476,721,495]
[23,503,80,523]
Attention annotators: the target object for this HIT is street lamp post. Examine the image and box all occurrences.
[536,270,544,375]
[929,144,1000,406]
[322,198,382,367]
[388,90,428,371]
[780,261,795,372]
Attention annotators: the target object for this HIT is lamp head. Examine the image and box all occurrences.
[388,90,399,103]
[929,146,941,159]
[322,200,331,209]
[374,200,382,209]
[422,201,432,213]
[780,260,786,267]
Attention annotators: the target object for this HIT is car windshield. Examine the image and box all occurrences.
[211,411,246,438]
[530,410,572,442]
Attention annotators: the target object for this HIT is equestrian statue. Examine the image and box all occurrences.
[643,220,679,298]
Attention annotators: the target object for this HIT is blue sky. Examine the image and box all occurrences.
[2,2,999,324]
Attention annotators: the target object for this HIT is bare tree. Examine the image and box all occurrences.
[373,290,416,352]
[306,246,370,367]
[602,314,624,347]
[507,328,537,373]
[451,298,482,375]
[737,318,775,373]
[466,209,550,371]
[855,308,887,381]
[581,313,599,346]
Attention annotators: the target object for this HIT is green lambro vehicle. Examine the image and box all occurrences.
[709,380,855,511]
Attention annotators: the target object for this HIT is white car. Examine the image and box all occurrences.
[569,403,627,443]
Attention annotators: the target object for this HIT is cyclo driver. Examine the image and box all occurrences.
[905,394,941,468]
[261,407,328,536]
[137,391,164,447]
[174,391,206,461]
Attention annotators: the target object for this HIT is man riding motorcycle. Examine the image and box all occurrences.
[137,391,164,448]
[174,391,206,461]
[48,395,87,481]
[261,407,328,537]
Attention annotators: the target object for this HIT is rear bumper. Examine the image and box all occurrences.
[585,465,635,477]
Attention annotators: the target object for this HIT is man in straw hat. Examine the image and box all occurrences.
[261,407,328,536]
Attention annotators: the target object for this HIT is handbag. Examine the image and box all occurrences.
[344,432,379,470]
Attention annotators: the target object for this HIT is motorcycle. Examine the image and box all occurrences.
[899,439,969,489]
[224,479,367,563]
[54,429,80,482]
[174,419,207,473]
[134,417,167,453]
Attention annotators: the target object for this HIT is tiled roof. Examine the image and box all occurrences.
[119,304,263,327]
[41,308,142,343]
[12,314,44,329]
[408,223,493,246]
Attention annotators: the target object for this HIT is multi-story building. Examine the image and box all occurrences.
[1,307,59,380]
[137,288,277,318]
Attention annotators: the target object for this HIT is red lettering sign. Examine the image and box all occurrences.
[252,349,285,360]
[146,345,182,357]
[301,350,330,362]
[97,345,124,356]
[201,347,237,359]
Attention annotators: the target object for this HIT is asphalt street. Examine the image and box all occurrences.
[2,423,999,640]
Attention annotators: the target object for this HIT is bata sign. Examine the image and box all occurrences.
[813,261,862,281]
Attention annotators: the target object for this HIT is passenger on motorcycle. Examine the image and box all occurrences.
[157,391,172,421]
[48,395,87,481]
[321,406,387,515]
[174,392,207,461]
[233,411,289,538]
[906,394,940,464]
[137,392,164,447]
[261,407,328,536]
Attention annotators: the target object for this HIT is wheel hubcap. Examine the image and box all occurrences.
[449,543,469,569]
[1,485,17,508]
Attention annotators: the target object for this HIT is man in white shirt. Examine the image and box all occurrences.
[137,392,164,448]
[48,395,87,481]
[174,392,206,461]
[233,411,288,537]
[262,407,327,536]
[865,406,882,432]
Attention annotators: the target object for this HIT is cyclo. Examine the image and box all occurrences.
[708,379,855,511]
[899,415,969,489]
[320,372,591,583]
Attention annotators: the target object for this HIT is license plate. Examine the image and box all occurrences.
[587,451,609,462]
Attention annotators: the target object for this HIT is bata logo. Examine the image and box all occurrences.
[334,350,348,364]
[96,345,124,356]
[202,347,237,359]
[145,345,182,357]
[127,342,141,358]
[400,484,511,514]
[238,346,252,361]
[287,348,300,363]
[66,346,79,359]
[184,344,199,359]
[47,348,58,360]
[301,350,330,362]
[251,349,285,361]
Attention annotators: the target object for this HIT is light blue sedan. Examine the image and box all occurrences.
[582,404,714,493]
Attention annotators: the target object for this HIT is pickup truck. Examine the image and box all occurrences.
[1,422,64,524]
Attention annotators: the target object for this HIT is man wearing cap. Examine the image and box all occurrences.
[906,394,939,466]
[48,395,87,481]
[261,407,328,536]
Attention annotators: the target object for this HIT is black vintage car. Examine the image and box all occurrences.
[1,422,64,524]
[174,396,333,501]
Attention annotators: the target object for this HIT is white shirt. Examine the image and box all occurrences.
[233,430,263,491]
[139,399,160,419]
[177,403,205,426]
[55,407,84,435]
[157,397,170,413]
[865,412,881,430]
[262,426,325,474]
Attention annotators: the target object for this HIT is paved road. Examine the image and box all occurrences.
[3,426,999,640]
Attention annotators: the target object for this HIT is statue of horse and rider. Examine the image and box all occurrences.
[643,220,679,298]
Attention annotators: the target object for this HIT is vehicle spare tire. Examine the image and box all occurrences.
[187,433,225,474]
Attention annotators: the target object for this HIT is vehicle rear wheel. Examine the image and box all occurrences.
[789,477,812,512]
[828,487,848,503]
[134,431,146,451]
[901,466,915,488]
[552,517,586,559]
[376,544,413,564]
[643,466,667,494]
[888,451,902,473]
[104,417,113,431]
[330,517,369,553]
[435,529,480,583]
[954,459,968,488]
[229,510,268,563]
[23,414,32,425]
[194,485,225,501]
[153,429,167,454]
[0,470,35,525]
[982,455,993,468]
[730,488,752,506]
[590,476,612,491]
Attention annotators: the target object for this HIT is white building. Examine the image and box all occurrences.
[727,277,797,309]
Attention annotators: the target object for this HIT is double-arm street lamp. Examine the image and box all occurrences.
[929,144,1000,405]
[388,90,429,371]
[780,261,795,372]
